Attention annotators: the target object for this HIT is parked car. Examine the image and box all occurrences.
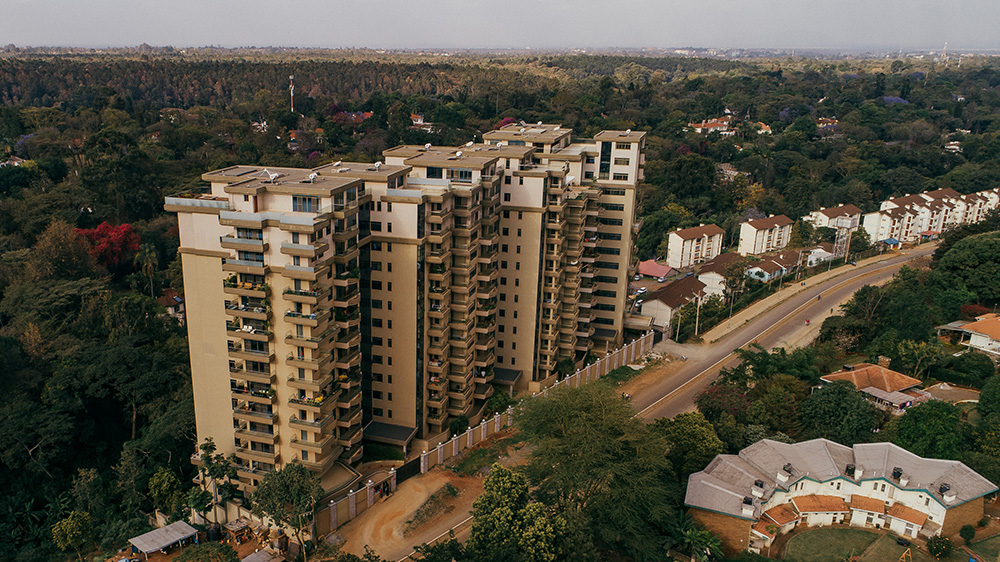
[657,277,666,283]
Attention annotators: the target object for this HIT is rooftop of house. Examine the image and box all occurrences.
[637,260,672,278]
[821,363,922,393]
[672,224,725,240]
[698,252,745,276]
[745,215,794,230]
[483,123,572,144]
[594,129,647,142]
[791,495,849,513]
[644,275,705,309]
[962,314,1000,340]
[816,204,863,219]
[685,438,998,521]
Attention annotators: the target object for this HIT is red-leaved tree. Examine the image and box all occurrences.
[76,222,140,270]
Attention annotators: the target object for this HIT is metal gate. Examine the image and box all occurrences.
[395,457,421,484]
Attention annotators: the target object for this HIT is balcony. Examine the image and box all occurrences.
[224,279,269,298]
[285,309,330,327]
[230,385,275,404]
[333,328,361,349]
[427,392,447,408]
[333,350,361,369]
[282,287,328,305]
[235,445,278,464]
[427,377,446,391]
[333,288,361,308]
[280,240,329,259]
[223,258,267,275]
[234,425,278,444]
[289,434,336,452]
[225,301,269,321]
[427,410,448,426]
[338,426,363,448]
[289,390,340,411]
[287,374,335,392]
[473,351,495,367]
[227,322,272,342]
[228,342,274,363]
[337,386,362,408]
[285,331,324,349]
[337,406,363,428]
[289,413,337,431]
[229,363,275,384]
[233,403,275,423]
[286,353,331,370]
[473,383,494,400]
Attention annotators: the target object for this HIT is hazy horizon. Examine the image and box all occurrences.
[3,0,998,53]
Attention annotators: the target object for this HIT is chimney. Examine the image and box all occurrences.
[845,464,856,478]
[877,356,891,368]
[742,496,755,516]
[843,364,854,371]
[855,466,864,480]
[752,479,765,498]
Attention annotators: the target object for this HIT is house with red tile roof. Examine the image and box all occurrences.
[959,314,1000,356]
[821,362,930,414]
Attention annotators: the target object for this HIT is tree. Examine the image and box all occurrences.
[173,542,240,562]
[52,510,94,562]
[77,222,141,274]
[29,220,97,281]
[889,401,966,459]
[933,231,1000,303]
[516,383,677,560]
[251,463,323,562]
[148,467,186,520]
[466,464,568,562]
[653,412,724,478]
[788,219,814,248]
[960,524,976,545]
[926,535,954,559]
[187,487,212,525]
[134,243,159,299]
[979,376,1000,419]
[799,380,878,445]
[849,228,872,253]
[896,339,942,379]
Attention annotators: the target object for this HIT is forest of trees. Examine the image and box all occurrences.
[2,50,1000,561]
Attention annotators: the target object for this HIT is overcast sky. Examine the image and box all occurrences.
[3,0,997,52]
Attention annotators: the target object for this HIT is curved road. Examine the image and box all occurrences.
[634,245,936,421]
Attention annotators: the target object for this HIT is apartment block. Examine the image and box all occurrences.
[170,124,644,488]
[666,224,724,269]
[737,215,793,255]
[803,204,862,231]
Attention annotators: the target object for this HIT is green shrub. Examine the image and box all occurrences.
[960,523,976,545]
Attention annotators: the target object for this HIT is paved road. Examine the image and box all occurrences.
[634,245,937,421]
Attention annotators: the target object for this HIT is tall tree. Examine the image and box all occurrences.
[652,412,724,479]
[251,463,323,562]
[799,380,878,445]
[889,400,966,459]
[516,384,677,561]
[51,510,93,562]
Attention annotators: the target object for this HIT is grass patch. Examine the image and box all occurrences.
[360,442,404,462]
[452,431,525,476]
[784,528,877,562]
[972,534,1000,561]
[596,366,643,388]
[402,483,459,536]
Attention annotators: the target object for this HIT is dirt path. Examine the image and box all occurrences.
[336,468,484,561]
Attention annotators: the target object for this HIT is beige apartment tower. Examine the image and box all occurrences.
[170,125,644,489]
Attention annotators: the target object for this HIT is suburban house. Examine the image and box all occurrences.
[688,115,734,136]
[666,224,725,269]
[862,186,1000,245]
[638,275,705,333]
[820,362,930,414]
[685,438,998,556]
[156,288,185,323]
[744,251,803,283]
[804,204,863,231]
[637,259,672,280]
[957,313,1000,356]
[805,243,836,267]
[697,252,745,298]
[0,156,25,168]
[738,215,794,255]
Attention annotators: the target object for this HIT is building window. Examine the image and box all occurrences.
[427,167,443,179]
[613,157,630,166]
[615,142,631,150]
[292,196,320,212]
[612,173,629,181]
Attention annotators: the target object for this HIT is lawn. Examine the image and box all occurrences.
[784,528,878,562]
[972,534,1000,561]
[858,534,966,562]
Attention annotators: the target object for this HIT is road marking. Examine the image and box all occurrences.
[636,256,920,419]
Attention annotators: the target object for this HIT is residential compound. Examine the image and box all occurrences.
[862,187,1000,245]
[737,215,794,255]
[686,439,997,555]
[167,124,645,490]
[665,224,724,269]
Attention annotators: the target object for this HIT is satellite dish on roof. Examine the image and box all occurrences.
[456,151,463,158]
[374,162,382,170]
[424,143,432,150]
[625,129,631,135]
[537,121,543,126]
[520,128,526,133]
[307,172,318,182]
[333,160,342,167]
[268,172,279,182]
[466,141,474,147]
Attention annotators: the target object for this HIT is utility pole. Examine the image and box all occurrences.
[289,75,295,114]
[694,291,703,337]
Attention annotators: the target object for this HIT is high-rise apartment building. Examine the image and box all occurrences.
[169,125,644,491]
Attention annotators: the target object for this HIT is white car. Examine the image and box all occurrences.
[637,287,648,294]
